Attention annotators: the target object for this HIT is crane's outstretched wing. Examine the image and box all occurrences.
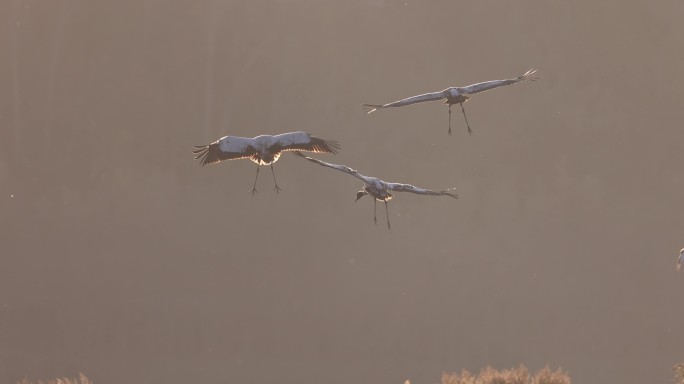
[458,69,539,96]
[294,152,366,183]
[193,136,257,166]
[362,91,446,114]
[678,248,684,272]
[271,131,340,155]
[385,183,458,198]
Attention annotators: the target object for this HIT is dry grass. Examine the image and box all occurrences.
[674,362,684,384]
[16,373,91,384]
[15,364,684,384]
[441,365,570,384]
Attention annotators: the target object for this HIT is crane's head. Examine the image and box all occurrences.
[355,190,368,202]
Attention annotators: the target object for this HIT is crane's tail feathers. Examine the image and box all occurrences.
[521,68,539,82]
[362,104,382,114]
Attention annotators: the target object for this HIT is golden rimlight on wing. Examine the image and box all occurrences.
[194,131,340,194]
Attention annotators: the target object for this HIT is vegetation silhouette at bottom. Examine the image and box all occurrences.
[16,373,91,384]
[439,365,570,384]
[674,362,684,384]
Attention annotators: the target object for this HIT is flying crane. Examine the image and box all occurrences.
[363,69,539,135]
[295,152,457,229]
[194,131,340,194]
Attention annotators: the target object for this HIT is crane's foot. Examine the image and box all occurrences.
[273,184,282,193]
[467,126,473,135]
[249,187,258,196]
[374,217,377,225]
[448,127,452,136]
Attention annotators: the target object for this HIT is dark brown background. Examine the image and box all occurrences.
[1,1,683,383]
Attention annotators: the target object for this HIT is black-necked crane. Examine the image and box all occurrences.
[193,131,340,194]
[363,69,539,135]
[295,152,457,229]
[677,248,684,272]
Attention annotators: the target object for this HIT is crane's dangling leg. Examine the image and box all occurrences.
[448,104,452,136]
[250,166,260,195]
[385,201,391,230]
[460,102,472,135]
[373,199,378,225]
[270,164,282,193]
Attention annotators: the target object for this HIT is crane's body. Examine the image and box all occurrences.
[193,131,340,194]
[363,69,539,135]
[295,152,457,229]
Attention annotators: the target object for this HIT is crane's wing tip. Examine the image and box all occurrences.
[327,140,342,154]
[192,145,210,165]
[361,104,380,114]
[444,188,459,198]
[523,68,540,81]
